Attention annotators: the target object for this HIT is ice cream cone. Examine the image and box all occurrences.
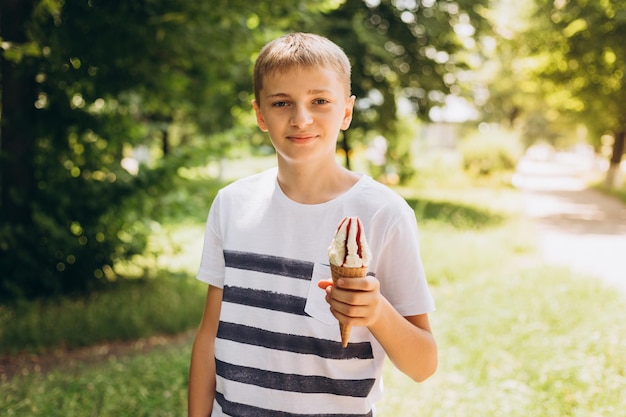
[330,264,368,348]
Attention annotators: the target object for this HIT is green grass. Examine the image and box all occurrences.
[0,276,205,355]
[378,260,626,416]
[2,183,625,416]
[2,341,191,417]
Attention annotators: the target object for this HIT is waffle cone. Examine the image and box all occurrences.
[330,264,368,348]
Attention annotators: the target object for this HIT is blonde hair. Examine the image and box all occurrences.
[253,32,352,104]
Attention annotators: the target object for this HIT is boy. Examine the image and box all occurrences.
[188,32,437,417]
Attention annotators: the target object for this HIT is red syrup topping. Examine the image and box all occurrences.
[342,218,351,266]
[356,219,363,260]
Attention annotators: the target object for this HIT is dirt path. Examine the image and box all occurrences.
[513,150,626,292]
[0,330,195,381]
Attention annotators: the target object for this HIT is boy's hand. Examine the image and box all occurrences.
[319,276,438,382]
[317,276,383,328]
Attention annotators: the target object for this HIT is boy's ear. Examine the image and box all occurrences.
[252,100,269,132]
[340,95,356,131]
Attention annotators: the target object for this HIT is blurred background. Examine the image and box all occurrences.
[1,1,625,416]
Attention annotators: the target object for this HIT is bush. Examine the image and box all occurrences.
[0,160,178,300]
[459,127,523,177]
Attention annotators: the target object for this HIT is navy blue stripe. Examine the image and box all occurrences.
[217,321,373,360]
[216,359,376,398]
[215,392,373,417]
[224,250,314,280]
[223,285,307,315]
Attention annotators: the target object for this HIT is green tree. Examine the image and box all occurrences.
[1,1,181,298]
[1,0,492,299]
[0,0,338,299]
[527,0,626,186]
[470,0,570,148]
[0,0,259,299]
[310,0,491,177]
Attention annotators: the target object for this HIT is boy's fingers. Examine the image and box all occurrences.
[333,276,377,291]
[317,280,334,290]
[318,277,369,290]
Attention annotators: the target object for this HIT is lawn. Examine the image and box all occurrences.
[378,225,626,416]
[2,184,625,416]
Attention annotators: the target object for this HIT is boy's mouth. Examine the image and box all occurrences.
[287,134,318,142]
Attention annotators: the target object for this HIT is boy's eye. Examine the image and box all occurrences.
[272,101,289,108]
[313,99,329,105]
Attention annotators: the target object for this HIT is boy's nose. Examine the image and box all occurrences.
[290,105,313,128]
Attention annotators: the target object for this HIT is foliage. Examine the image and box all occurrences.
[458,126,523,176]
[472,2,535,125]
[0,0,494,299]
[481,0,626,172]
[1,2,189,298]
[527,0,626,188]
[321,0,491,121]
[528,0,626,137]
[309,0,492,174]
[0,0,273,299]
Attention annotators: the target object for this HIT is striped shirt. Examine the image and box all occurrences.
[197,168,435,416]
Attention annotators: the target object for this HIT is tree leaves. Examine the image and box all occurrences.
[0,0,491,299]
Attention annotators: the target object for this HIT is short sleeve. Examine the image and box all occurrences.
[375,203,435,316]
[196,192,225,288]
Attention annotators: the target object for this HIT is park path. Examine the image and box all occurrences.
[513,147,626,292]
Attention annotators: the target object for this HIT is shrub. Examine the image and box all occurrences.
[459,127,523,177]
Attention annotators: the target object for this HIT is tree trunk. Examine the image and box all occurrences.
[0,0,38,224]
[605,130,625,189]
[162,128,170,156]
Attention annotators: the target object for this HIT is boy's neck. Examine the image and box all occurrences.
[276,160,359,205]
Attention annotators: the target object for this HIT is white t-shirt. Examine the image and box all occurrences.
[197,168,435,416]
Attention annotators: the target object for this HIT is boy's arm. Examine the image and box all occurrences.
[367,301,437,382]
[322,276,437,382]
[188,285,223,417]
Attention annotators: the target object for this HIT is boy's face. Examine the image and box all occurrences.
[252,65,355,166]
